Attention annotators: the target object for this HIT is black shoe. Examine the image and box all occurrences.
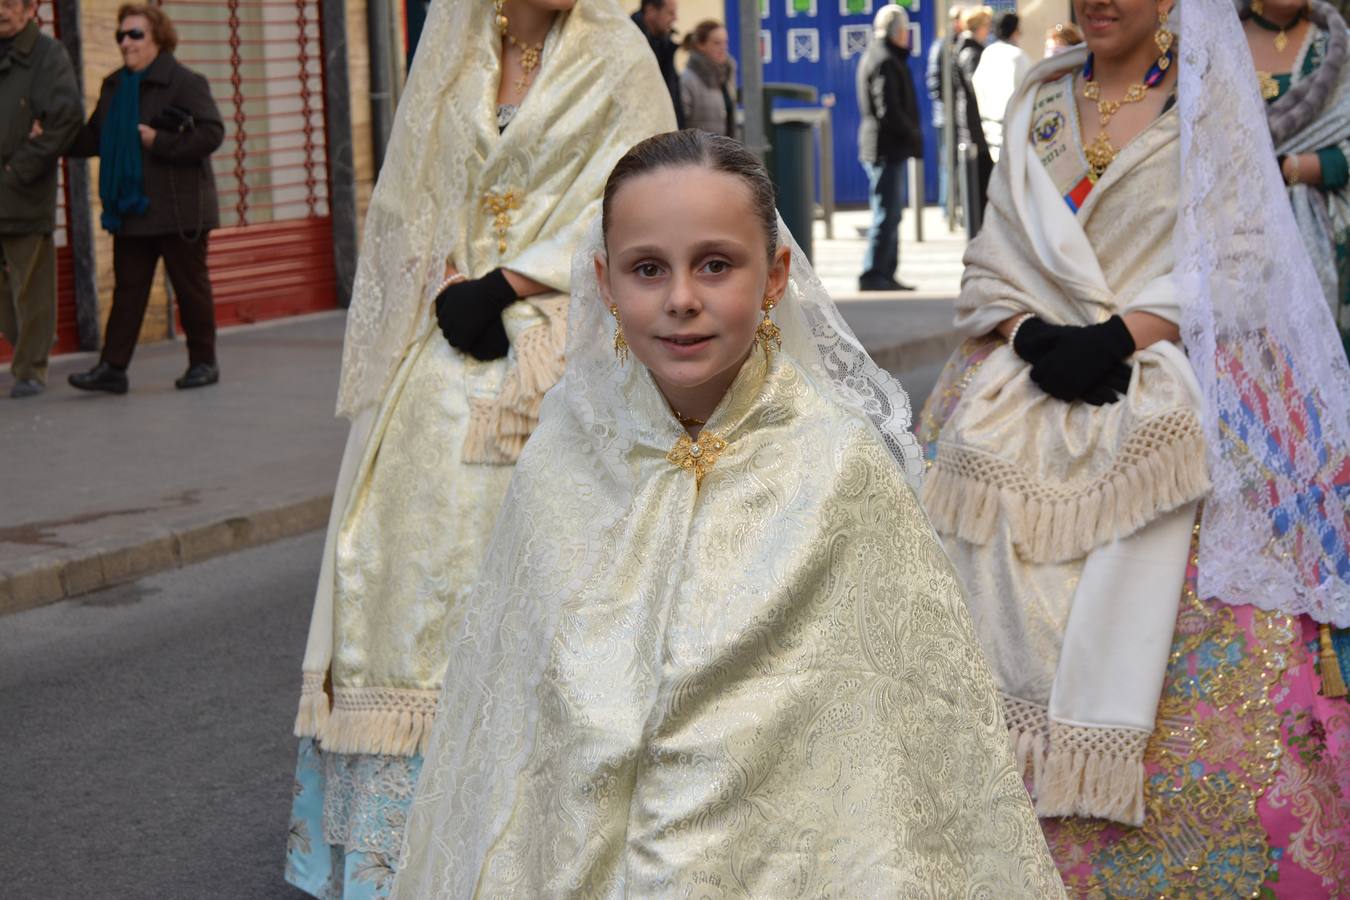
[858,276,918,292]
[175,363,219,390]
[69,362,129,394]
[9,378,44,398]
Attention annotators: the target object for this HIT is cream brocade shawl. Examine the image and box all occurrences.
[922,50,1210,826]
[393,348,1064,897]
[293,0,676,755]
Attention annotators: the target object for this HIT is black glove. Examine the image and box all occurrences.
[1027,316,1136,403]
[434,269,517,361]
[1011,316,1076,364]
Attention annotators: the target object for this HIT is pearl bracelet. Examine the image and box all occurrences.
[1006,313,1035,346]
[435,272,469,296]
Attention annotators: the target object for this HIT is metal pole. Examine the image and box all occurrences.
[738,1,767,160]
[911,158,925,243]
[366,0,398,174]
[939,0,958,231]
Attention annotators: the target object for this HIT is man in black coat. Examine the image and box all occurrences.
[0,0,81,398]
[855,5,922,292]
[632,0,685,129]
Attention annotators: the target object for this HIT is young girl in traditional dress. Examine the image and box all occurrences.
[920,0,1350,893]
[390,130,1064,897]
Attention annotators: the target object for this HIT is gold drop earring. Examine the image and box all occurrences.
[1155,8,1175,69]
[756,295,782,359]
[610,305,629,364]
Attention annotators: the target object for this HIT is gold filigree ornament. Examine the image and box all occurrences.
[481,189,522,255]
[756,295,782,359]
[610,304,629,364]
[1257,69,1281,100]
[492,0,545,90]
[667,431,728,488]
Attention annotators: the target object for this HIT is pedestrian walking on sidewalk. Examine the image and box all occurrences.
[856,4,922,292]
[679,20,737,138]
[0,0,81,399]
[66,3,223,396]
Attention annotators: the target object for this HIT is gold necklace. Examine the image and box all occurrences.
[671,408,707,428]
[1080,60,1163,181]
[505,31,544,90]
[493,0,545,91]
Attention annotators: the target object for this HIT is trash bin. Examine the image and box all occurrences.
[763,83,817,263]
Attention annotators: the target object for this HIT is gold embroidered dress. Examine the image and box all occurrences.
[391,221,1064,898]
[284,1,674,895]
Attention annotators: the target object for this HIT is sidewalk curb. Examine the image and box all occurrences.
[0,495,332,616]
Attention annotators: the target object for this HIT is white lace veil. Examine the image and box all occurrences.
[1178,0,1350,623]
[560,213,926,491]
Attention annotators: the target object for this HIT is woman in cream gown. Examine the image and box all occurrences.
[391,131,1064,897]
[919,0,1350,893]
[283,0,674,895]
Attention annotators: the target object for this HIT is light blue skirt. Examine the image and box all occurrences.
[284,738,423,900]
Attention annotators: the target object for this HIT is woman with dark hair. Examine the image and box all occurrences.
[66,3,223,394]
[392,129,1063,898]
[679,19,736,137]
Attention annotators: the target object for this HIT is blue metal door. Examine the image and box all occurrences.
[726,0,939,205]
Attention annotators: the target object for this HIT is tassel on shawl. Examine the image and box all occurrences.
[1034,722,1149,827]
[319,705,437,757]
[925,418,1210,563]
[1319,624,1349,698]
[460,298,567,465]
[293,671,331,739]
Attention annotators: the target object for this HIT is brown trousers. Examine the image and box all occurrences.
[103,233,217,369]
[0,232,57,384]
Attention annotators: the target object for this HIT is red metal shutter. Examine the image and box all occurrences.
[0,0,80,365]
[165,0,337,325]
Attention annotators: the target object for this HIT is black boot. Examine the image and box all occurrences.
[175,363,219,390]
[69,362,129,395]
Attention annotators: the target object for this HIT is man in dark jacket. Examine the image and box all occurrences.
[856,5,922,292]
[632,0,685,129]
[0,0,81,398]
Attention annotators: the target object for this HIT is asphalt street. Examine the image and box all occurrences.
[1,533,320,899]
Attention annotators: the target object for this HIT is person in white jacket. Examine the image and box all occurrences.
[972,12,1032,162]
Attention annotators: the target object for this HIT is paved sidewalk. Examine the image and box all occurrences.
[0,213,966,615]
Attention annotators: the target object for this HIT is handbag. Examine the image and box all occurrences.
[148,104,195,134]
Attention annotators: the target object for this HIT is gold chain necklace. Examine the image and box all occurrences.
[671,408,707,428]
[1080,52,1169,182]
[493,0,545,91]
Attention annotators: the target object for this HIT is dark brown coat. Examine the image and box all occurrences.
[70,52,224,237]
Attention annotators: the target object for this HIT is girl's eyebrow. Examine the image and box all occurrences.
[615,239,744,259]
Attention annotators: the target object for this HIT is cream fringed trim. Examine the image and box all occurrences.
[1000,695,1150,827]
[461,297,567,465]
[317,685,443,756]
[1034,722,1149,827]
[294,671,330,739]
[923,408,1210,563]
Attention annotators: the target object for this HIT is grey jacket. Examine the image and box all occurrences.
[0,20,81,235]
[680,52,736,138]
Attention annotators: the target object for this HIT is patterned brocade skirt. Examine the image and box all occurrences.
[921,338,1350,897]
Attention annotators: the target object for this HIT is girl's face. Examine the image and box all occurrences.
[597,166,790,418]
[1071,0,1171,61]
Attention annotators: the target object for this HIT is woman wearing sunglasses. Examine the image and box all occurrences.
[66,3,223,394]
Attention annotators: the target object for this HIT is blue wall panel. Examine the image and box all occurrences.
[725,0,939,206]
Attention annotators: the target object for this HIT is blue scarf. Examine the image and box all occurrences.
[99,68,150,232]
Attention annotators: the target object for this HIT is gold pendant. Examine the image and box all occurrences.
[1275,29,1289,52]
[667,431,728,489]
[1257,70,1280,100]
[481,189,523,255]
[1084,130,1118,181]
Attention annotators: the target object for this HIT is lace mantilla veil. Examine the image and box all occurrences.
[1179,0,1350,623]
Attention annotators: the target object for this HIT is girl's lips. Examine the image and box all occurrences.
[1082,14,1118,31]
[657,335,714,357]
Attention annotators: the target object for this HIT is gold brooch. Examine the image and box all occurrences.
[667,431,728,488]
[481,189,522,255]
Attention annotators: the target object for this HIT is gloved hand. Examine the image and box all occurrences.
[434,269,517,361]
[1027,315,1136,404]
[1011,316,1077,364]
